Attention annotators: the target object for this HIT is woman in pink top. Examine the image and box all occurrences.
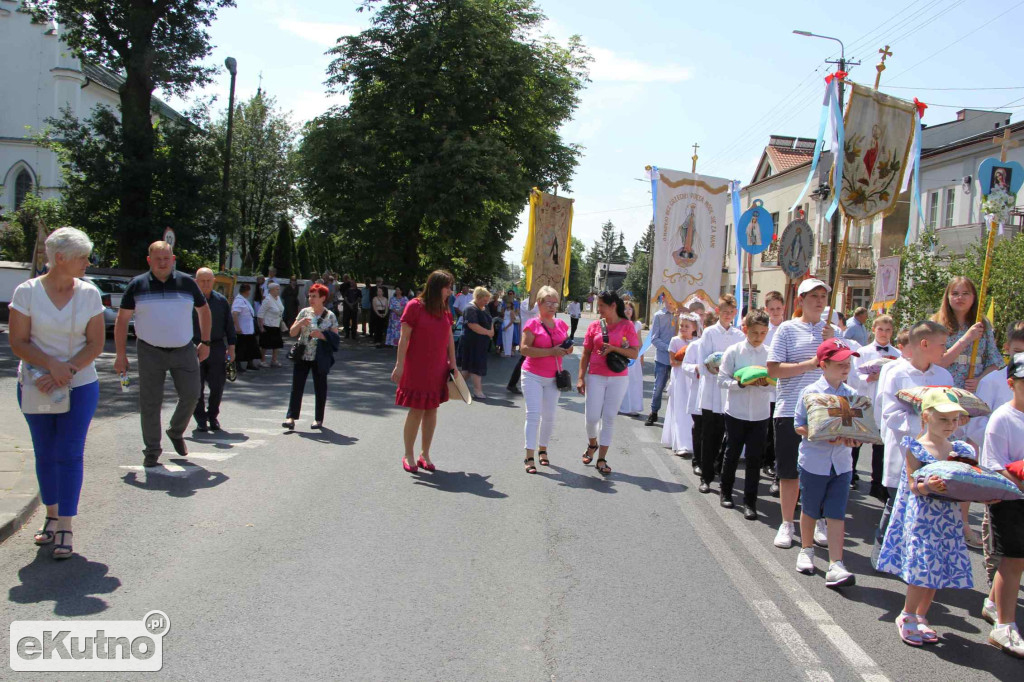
[578,291,639,475]
[519,286,573,474]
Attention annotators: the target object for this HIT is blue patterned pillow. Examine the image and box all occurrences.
[704,352,724,373]
[915,461,1024,503]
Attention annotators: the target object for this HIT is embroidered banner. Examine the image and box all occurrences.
[649,168,730,313]
[871,255,900,312]
[522,189,573,306]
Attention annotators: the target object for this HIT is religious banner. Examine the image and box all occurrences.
[737,200,774,254]
[839,83,916,222]
[778,219,814,281]
[30,216,49,277]
[871,256,900,312]
[521,188,573,306]
[649,167,730,312]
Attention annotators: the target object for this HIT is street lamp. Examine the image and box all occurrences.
[792,30,859,292]
[218,56,238,271]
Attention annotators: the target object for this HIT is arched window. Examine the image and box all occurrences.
[14,169,33,210]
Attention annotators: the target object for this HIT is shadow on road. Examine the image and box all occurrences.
[412,470,508,498]
[283,426,358,446]
[8,549,121,617]
[120,460,229,498]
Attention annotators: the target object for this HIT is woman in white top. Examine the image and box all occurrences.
[619,302,644,415]
[8,227,105,560]
[371,286,389,348]
[232,283,261,370]
[257,281,285,367]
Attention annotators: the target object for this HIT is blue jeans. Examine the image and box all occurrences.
[649,361,671,414]
[19,381,99,517]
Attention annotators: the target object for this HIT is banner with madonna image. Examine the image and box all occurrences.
[521,188,573,307]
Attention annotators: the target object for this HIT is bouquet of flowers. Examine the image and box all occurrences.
[982,187,1016,225]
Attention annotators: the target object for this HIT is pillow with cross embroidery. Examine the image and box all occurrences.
[802,393,882,444]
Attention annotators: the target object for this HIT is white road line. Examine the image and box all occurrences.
[659,452,892,682]
[120,463,194,477]
[643,451,833,682]
[186,439,266,449]
[181,452,240,462]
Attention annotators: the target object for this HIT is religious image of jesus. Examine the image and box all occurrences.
[747,213,761,247]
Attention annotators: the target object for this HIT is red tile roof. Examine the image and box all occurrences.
[765,145,814,174]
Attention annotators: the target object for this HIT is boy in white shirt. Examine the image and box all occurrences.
[849,314,900,500]
[763,291,785,493]
[717,309,772,519]
[697,295,745,492]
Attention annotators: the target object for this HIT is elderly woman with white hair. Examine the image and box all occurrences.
[8,227,105,560]
[257,280,285,367]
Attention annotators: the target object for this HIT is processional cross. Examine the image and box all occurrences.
[874,45,892,89]
[993,127,1020,163]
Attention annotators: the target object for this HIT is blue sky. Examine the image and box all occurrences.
[166,0,1024,265]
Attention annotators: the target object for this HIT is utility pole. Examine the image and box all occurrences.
[219,57,238,271]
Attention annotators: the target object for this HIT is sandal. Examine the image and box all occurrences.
[915,616,939,644]
[582,444,598,465]
[595,458,612,476]
[524,456,537,474]
[52,530,73,560]
[34,516,58,546]
[896,613,923,647]
[538,449,550,467]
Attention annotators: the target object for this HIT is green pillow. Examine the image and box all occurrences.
[733,365,776,386]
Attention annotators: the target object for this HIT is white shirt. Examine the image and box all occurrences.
[567,301,581,318]
[261,277,280,300]
[697,322,746,412]
[454,293,471,312]
[231,295,256,335]
[10,277,105,389]
[257,295,284,328]
[520,300,538,326]
[682,337,703,415]
[967,368,1013,448]
[878,360,954,487]
[849,342,900,409]
[981,402,1024,471]
[717,340,772,421]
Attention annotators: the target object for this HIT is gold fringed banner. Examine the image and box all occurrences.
[522,188,573,306]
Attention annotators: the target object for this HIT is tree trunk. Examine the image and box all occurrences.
[117,45,156,269]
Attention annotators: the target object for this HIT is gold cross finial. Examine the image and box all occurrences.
[874,45,892,90]
[691,143,700,173]
[993,127,1020,163]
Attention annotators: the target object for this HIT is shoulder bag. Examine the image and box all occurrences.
[21,281,76,414]
[538,321,572,391]
[287,309,327,362]
[600,319,629,374]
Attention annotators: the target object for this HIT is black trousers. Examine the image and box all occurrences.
[570,317,580,339]
[506,354,526,388]
[700,410,726,484]
[691,412,704,468]
[762,402,777,468]
[370,314,387,345]
[721,415,769,506]
[287,360,328,423]
[342,306,359,338]
[852,443,885,485]
[194,341,227,424]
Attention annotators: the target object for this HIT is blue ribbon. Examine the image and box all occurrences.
[905,113,924,246]
[731,181,744,313]
[790,90,832,213]
[650,165,659,224]
[629,333,653,368]
[825,84,845,222]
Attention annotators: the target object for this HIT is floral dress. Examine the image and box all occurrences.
[386,296,408,347]
[945,323,1003,389]
[294,307,339,362]
[876,437,975,589]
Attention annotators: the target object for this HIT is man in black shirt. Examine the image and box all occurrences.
[342,280,361,339]
[193,268,236,431]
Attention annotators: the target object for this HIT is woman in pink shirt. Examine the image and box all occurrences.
[578,291,640,475]
[519,286,574,474]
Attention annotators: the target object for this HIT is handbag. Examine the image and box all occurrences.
[538,321,572,391]
[447,369,473,404]
[600,319,630,374]
[287,310,327,362]
[21,282,76,415]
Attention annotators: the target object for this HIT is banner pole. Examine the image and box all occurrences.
[968,216,998,380]
[829,216,852,319]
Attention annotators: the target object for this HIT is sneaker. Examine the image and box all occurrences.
[982,598,999,625]
[813,519,829,548]
[989,624,1024,659]
[769,478,780,497]
[796,547,815,574]
[774,522,795,549]
[825,561,856,588]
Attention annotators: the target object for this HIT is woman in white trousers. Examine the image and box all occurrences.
[578,291,640,476]
[519,286,573,474]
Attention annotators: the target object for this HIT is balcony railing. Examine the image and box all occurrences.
[816,243,874,273]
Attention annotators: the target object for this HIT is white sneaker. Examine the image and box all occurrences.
[774,522,795,549]
[825,561,855,588]
[982,598,998,625]
[796,547,815,574]
[989,624,1024,659]
[813,519,829,547]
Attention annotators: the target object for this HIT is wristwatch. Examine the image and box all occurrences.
[199,340,211,346]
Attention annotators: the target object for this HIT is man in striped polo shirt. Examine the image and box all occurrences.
[767,278,836,550]
[114,242,212,467]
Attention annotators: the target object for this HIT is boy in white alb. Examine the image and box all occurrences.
[763,291,786,493]
[697,296,745,492]
[683,324,706,473]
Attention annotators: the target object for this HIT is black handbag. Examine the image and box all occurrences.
[600,319,630,374]
[539,322,572,391]
[288,310,327,361]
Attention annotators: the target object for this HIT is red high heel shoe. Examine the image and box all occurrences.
[402,458,418,473]
[417,457,436,472]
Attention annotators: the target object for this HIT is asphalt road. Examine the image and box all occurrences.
[0,326,1021,680]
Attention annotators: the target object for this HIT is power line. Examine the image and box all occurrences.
[885,85,1024,91]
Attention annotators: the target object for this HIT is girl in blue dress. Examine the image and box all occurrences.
[877,389,977,647]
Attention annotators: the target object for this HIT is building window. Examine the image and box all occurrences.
[943,187,956,228]
[848,286,872,310]
[761,238,779,266]
[14,169,33,210]
[927,192,939,230]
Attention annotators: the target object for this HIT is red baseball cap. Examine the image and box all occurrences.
[816,338,860,363]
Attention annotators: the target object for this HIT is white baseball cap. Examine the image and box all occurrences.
[797,278,832,296]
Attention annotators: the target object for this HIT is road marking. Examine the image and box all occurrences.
[642,451,833,682]
[120,462,195,477]
[186,438,266,449]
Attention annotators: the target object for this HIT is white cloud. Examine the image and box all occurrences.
[286,90,350,123]
[278,19,361,47]
[589,46,692,84]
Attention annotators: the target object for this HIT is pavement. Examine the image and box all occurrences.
[0,319,1022,680]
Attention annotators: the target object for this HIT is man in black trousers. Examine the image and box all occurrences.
[193,268,236,431]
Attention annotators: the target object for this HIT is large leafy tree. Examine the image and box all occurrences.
[567,236,589,300]
[26,0,235,268]
[299,0,590,284]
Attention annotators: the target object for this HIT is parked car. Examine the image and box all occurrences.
[81,275,133,335]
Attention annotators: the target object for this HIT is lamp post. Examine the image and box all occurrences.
[219,56,238,271]
[792,31,858,292]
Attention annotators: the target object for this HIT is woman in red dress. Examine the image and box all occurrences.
[391,270,457,473]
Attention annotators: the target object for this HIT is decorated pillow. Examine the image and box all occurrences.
[734,365,777,386]
[704,352,724,373]
[672,343,689,362]
[915,460,1024,503]
[896,386,991,418]
[803,393,882,444]
[859,357,895,374]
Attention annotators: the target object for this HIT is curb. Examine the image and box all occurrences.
[0,446,39,545]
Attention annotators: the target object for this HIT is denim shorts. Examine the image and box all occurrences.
[798,467,853,520]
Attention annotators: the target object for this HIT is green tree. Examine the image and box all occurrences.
[0,194,67,261]
[299,0,590,284]
[296,236,313,279]
[270,216,297,277]
[889,230,965,332]
[567,236,589,300]
[623,251,649,306]
[26,0,235,269]
[257,233,275,276]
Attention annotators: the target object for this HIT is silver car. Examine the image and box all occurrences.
[81,275,133,334]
